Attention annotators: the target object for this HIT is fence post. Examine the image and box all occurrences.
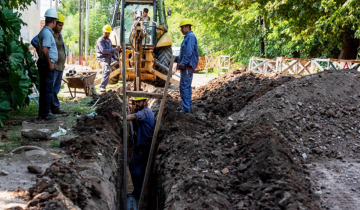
[278,57,283,73]
[248,57,252,72]
[217,56,220,76]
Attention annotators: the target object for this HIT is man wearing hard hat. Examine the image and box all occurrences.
[96,25,121,93]
[175,19,199,113]
[35,9,59,120]
[31,12,68,115]
[113,97,155,200]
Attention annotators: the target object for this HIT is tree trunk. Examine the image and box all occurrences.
[79,0,83,64]
[259,16,265,58]
[338,31,359,59]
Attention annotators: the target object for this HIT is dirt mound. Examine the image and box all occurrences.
[231,69,360,162]
[151,70,360,209]
[25,92,125,210]
[193,69,294,116]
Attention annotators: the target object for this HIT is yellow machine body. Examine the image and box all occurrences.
[156,33,172,48]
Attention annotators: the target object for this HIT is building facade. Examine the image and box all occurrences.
[19,0,40,43]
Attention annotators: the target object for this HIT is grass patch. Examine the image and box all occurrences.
[63,117,77,126]
[50,140,61,147]
[10,100,38,117]
[0,132,28,156]
[0,143,17,155]
[59,96,95,114]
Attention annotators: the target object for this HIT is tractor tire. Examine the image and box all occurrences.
[155,46,173,74]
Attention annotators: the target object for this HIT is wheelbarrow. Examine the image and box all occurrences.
[65,73,96,98]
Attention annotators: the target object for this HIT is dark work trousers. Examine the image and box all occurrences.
[129,146,150,199]
[38,59,54,118]
[50,69,63,113]
[180,68,194,112]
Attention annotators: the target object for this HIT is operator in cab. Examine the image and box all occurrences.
[112,97,155,200]
[142,8,150,21]
[96,25,121,93]
[175,19,199,113]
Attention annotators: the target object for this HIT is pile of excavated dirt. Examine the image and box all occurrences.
[192,69,294,116]
[24,91,126,210]
[150,69,360,210]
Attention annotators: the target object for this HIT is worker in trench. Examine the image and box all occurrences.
[175,19,199,113]
[112,97,155,200]
[96,25,121,93]
[32,9,58,120]
[32,12,68,116]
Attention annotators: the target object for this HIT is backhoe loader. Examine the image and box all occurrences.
[108,0,179,89]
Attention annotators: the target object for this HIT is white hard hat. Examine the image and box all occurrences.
[44,8,58,19]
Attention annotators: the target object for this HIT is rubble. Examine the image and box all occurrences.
[27,166,43,175]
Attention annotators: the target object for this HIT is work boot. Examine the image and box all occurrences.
[38,113,57,120]
[179,109,189,114]
[52,109,68,114]
[99,87,106,93]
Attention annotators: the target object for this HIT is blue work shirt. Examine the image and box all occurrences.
[176,31,199,70]
[134,107,155,148]
[31,33,65,53]
[96,36,118,64]
[37,26,58,63]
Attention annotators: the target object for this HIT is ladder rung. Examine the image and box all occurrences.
[126,91,163,99]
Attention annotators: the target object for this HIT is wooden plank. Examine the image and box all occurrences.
[150,69,180,86]
[126,91,163,99]
[314,60,325,71]
[298,61,311,74]
[314,58,329,62]
[252,56,277,62]
[93,69,121,85]
[329,58,360,64]
[138,55,175,209]
[281,57,311,62]
[252,60,267,72]
[281,60,298,73]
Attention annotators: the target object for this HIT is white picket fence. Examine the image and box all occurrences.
[249,56,360,75]
[205,55,231,76]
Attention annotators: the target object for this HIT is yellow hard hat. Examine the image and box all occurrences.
[103,25,112,33]
[57,12,65,23]
[179,18,194,28]
[133,97,148,101]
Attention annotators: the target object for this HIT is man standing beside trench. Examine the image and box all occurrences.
[35,9,58,120]
[175,18,199,113]
[32,12,68,115]
[96,25,121,93]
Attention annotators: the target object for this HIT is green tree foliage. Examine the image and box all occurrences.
[58,0,112,55]
[166,0,360,63]
[59,0,360,62]
[0,0,38,127]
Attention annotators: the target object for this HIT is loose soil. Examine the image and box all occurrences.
[149,69,360,210]
[14,91,126,210]
[3,69,360,210]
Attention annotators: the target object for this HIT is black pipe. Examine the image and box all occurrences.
[152,1,157,48]
[110,0,120,28]
[120,1,128,210]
